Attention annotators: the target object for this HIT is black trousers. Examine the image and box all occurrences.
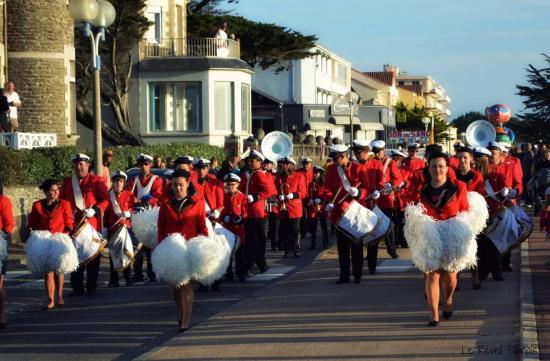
[382,209,397,253]
[300,208,308,239]
[109,257,131,284]
[336,229,363,281]
[133,246,155,278]
[245,218,268,270]
[279,217,301,255]
[307,216,329,249]
[71,255,100,293]
[268,212,280,250]
[477,234,502,278]
[394,210,407,247]
[365,209,396,271]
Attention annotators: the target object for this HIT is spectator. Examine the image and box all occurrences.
[534,144,548,171]
[0,90,9,132]
[210,157,220,175]
[153,156,165,169]
[215,22,229,57]
[102,149,114,189]
[520,143,535,205]
[4,81,21,133]
[166,157,175,169]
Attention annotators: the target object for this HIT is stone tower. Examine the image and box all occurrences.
[7,0,77,145]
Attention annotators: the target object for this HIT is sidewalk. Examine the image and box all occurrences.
[526,216,550,360]
[138,247,521,360]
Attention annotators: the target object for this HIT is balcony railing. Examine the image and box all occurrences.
[142,37,241,59]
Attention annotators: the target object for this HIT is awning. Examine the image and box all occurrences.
[305,122,336,131]
[360,122,385,131]
[329,116,361,125]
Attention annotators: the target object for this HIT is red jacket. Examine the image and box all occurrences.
[307,180,327,218]
[239,169,277,219]
[60,174,109,231]
[375,157,403,210]
[296,167,314,200]
[402,157,426,173]
[411,178,469,220]
[0,195,14,234]
[219,190,248,244]
[449,156,460,172]
[104,190,134,233]
[197,173,224,212]
[127,173,164,206]
[28,199,73,234]
[356,159,385,209]
[323,162,369,225]
[506,155,524,195]
[456,169,486,195]
[157,186,208,242]
[403,166,457,206]
[486,160,518,214]
[274,171,306,219]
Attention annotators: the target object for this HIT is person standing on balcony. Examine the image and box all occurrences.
[3,81,21,133]
[215,22,229,57]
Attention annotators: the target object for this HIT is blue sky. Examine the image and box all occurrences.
[220,0,550,120]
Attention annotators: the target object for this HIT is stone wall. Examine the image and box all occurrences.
[4,186,42,245]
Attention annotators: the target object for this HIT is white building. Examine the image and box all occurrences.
[396,72,452,121]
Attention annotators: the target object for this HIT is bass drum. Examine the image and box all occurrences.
[72,221,108,265]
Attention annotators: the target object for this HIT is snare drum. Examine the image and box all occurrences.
[108,224,135,272]
[72,221,108,265]
[483,207,519,254]
[336,200,378,243]
[363,206,393,243]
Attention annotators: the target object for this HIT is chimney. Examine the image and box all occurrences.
[383,64,399,87]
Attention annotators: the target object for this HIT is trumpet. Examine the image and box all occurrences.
[311,181,321,213]
[280,181,289,212]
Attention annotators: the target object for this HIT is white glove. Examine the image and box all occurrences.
[211,209,220,219]
[314,198,322,204]
[123,210,131,219]
[247,195,255,203]
[278,194,285,201]
[83,208,96,218]
[223,215,231,223]
[371,190,381,200]
[501,187,510,197]
[349,187,359,197]
[384,183,393,192]
[308,199,315,206]
[508,189,518,198]
[205,209,213,216]
[325,203,335,212]
[285,193,295,200]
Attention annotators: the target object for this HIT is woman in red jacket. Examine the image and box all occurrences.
[28,179,74,310]
[157,169,208,332]
[0,178,14,328]
[406,152,470,327]
[307,166,330,250]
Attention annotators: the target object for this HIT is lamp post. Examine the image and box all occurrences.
[345,91,359,144]
[69,0,116,176]
[421,116,431,144]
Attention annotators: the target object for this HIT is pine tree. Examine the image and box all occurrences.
[516,53,550,123]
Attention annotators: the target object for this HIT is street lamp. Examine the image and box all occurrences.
[69,0,116,176]
[345,91,359,144]
[422,114,435,144]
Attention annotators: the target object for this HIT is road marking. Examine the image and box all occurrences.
[376,259,414,273]
[248,266,295,281]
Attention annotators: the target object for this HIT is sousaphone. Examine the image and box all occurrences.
[261,131,293,162]
[465,120,496,147]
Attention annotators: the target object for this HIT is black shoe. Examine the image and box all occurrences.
[369,268,377,275]
[388,250,399,259]
[354,278,361,284]
[335,279,349,284]
[443,309,453,320]
[427,320,439,327]
[294,252,301,258]
[132,275,144,283]
[473,283,481,290]
[148,273,157,282]
[197,285,208,292]
[178,327,189,333]
[125,278,133,287]
[108,281,119,288]
[493,273,504,281]
[68,290,84,297]
[237,275,246,282]
[250,265,260,274]
[260,265,270,274]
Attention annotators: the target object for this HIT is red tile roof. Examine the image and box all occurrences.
[398,84,423,96]
[363,71,394,86]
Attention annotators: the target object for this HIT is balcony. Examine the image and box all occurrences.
[141,38,241,59]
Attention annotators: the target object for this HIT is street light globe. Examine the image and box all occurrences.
[92,0,117,28]
[421,116,431,125]
[68,0,99,22]
[345,91,359,104]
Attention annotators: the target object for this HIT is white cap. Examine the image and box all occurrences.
[71,153,91,162]
[136,153,154,163]
[329,144,349,153]
[352,139,370,149]
[111,170,128,181]
[277,157,296,165]
[487,141,506,152]
[194,158,211,167]
[370,140,386,149]
[454,141,465,148]
[391,150,406,157]
[224,173,242,183]
[249,150,265,161]
[301,157,312,163]
[474,147,492,157]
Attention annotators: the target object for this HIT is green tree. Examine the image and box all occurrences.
[187,13,317,71]
[76,0,151,145]
[449,111,486,133]
[516,53,550,124]
[393,102,449,143]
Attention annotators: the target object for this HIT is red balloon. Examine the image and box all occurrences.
[485,104,512,124]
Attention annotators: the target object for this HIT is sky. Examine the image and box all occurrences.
[220,0,550,120]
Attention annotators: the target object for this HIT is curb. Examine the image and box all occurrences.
[520,240,540,361]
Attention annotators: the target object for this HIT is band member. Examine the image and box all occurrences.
[105,171,134,287]
[0,180,15,328]
[195,158,224,220]
[60,153,109,296]
[220,174,248,282]
[127,153,164,283]
[28,179,73,310]
[163,156,203,202]
[407,152,470,326]
[402,144,426,173]
[390,150,409,248]
[264,159,279,251]
[371,140,401,260]
[297,157,314,241]
[157,169,208,332]
[324,144,369,284]
[275,157,306,257]
[449,142,464,172]
[307,166,330,250]
[239,150,277,273]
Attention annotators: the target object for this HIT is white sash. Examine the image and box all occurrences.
[72,175,85,211]
[382,158,391,177]
[245,170,259,195]
[133,175,157,199]
[109,190,123,216]
[336,165,352,192]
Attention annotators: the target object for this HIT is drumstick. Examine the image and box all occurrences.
[69,217,87,238]
[331,185,343,204]
[336,182,363,206]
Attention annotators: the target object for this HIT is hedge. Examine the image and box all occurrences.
[0,142,225,186]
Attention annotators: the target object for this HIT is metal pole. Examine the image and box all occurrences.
[94,67,102,176]
[430,115,435,145]
[349,102,353,144]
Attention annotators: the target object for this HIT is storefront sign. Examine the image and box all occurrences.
[309,109,326,119]
[331,96,358,116]
[388,130,429,145]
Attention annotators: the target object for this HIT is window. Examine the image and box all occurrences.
[241,83,251,133]
[148,81,202,132]
[145,8,162,41]
[412,80,420,86]
[215,81,234,131]
[335,63,348,86]
[398,80,405,86]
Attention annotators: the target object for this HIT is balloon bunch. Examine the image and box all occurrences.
[485,104,513,146]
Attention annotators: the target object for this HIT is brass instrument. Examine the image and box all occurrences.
[280,179,289,212]
[312,181,321,213]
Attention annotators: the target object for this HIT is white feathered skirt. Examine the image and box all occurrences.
[25,231,79,274]
[404,192,489,273]
[131,208,159,249]
[151,222,233,286]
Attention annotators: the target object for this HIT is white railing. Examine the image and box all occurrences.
[142,38,241,59]
[0,132,57,150]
